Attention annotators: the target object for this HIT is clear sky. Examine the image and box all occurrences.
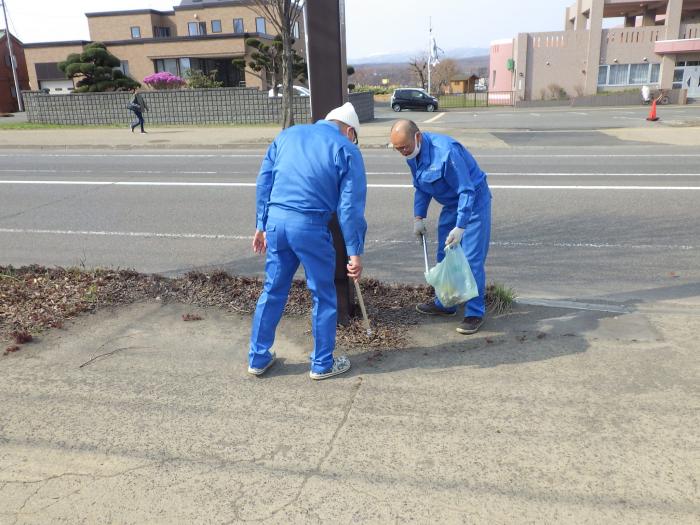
[1,0,614,60]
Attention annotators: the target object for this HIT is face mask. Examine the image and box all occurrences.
[405,133,421,160]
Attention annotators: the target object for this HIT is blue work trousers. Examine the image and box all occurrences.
[249,207,337,373]
[434,182,492,318]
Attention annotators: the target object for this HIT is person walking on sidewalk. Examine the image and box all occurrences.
[128,88,148,134]
[390,119,492,335]
[249,102,368,380]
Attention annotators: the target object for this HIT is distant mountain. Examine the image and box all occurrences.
[349,47,489,65]
[350,56,490,87]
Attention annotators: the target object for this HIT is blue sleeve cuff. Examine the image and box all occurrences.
[346,244,362,257]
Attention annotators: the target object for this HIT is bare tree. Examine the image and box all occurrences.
[250,0,304,128]
[431,58,459,95]
[408,55,428,90]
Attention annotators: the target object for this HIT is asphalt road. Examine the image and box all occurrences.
[1,145,698,304]
[375,103,700,130]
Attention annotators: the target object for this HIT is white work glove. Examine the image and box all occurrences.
[445,227,465,248]
[413,218,427,237]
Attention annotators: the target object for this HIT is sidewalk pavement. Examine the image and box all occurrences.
[1,292,698,523]
[2,119,699,149]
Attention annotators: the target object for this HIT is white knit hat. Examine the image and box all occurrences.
[325,102,360,134]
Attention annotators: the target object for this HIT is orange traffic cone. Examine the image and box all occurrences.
[646,99,659,121]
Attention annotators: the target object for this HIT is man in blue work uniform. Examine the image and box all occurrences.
[249,102,368,379]
[390,119,491,335]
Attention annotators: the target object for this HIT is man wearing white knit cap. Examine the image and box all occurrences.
[248,102,367,380]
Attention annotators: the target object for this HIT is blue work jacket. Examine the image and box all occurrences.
[408,132,487,229]
[255,120,368,256]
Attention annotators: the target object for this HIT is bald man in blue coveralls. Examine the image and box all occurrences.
[249,103,367,380]
[390,119,492,335]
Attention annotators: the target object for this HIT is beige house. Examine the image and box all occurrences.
[23,0,305,93]
[490,0,700,101]
[449,75,479,94]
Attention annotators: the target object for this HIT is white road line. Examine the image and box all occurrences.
[0,154,262,158]
[3,152,700,159]
[0,228,251,240]
[489,185,700,190]
[0,180,699,190]
[1,171,698,178]
[488,173,700,177]
[423,112,445,124]
[0,169,220,175]
[0,228,694,251]
[476,154,700,158]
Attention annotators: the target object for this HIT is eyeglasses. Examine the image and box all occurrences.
[392,142,413,154]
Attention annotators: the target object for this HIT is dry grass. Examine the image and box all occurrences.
[1,266,515,353]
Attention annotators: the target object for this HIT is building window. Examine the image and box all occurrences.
[10,86,17,98]
[211,20,222,33]
[233,18,244,33]
[131,26,141,39]
[4,54,11,67]
[293,21,300,39]
[188,21,207,36]
[608,64,629,85]
[650,63,660,84]
[256,17,266,34]
[155,58,179,76]
[154,26,171,38]
[118,60,130,76]
[180,58,191,74]
[599,62,662,87]
[628,63,649,85]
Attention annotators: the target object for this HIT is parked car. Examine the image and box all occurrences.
[390,88,439,112]
[268,85,311,98]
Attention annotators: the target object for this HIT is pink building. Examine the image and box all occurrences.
[490,0,700,101]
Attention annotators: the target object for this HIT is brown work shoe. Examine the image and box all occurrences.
[456,317,483,335]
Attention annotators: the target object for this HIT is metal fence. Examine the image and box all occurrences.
[438,91,515,108]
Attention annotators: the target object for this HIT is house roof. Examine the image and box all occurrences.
[176,0,251,9]
[452,75,480,82]
[0,30,24,46]
[85,9,174,18]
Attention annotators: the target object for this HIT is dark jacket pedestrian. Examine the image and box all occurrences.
[128,90,149,133]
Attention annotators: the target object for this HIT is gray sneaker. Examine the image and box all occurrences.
[309,356,351,380]
[247,351,276,376]
[456,317,483,335]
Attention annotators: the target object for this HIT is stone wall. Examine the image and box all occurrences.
[22,89,374,125]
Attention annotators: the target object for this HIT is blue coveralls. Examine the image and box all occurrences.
[408,132,492,318]
[250,120,367,373]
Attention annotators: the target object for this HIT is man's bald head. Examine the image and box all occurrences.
[390,119,422,158]
[390,119,420,141]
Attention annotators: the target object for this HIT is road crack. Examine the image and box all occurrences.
[234,377,364,523]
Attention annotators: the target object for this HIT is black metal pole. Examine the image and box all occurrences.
[305,0,354,325]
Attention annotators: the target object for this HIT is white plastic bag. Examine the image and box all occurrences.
[425,246,478,307]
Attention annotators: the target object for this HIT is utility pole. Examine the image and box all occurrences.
[1,0,23,111]
[305,0,354,325]
[427,17,432,95]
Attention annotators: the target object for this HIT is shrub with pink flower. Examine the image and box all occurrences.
[143,72,186,90]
